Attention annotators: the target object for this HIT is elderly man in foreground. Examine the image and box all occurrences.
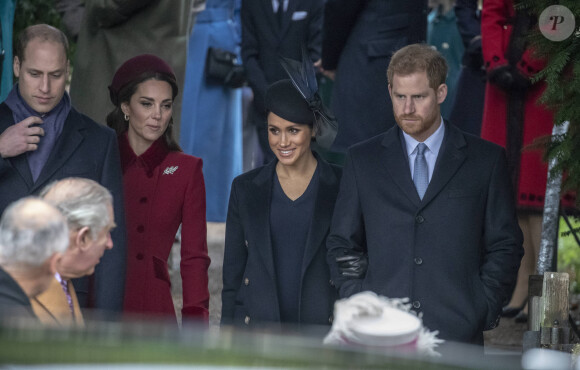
[0,197,68,322]
[31,178,116,326]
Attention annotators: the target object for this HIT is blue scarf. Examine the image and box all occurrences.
[4,84,71,181]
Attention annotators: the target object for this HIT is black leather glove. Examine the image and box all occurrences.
[462,36,483,70]
[488,65,514,91]
[336,250,368,279]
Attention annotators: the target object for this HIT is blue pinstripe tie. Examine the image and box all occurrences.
[413,143,428,199]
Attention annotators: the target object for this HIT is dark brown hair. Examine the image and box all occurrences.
[387,44,448,90]
[106,72,182,152]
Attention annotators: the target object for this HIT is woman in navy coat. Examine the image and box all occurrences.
[221,78,341,328]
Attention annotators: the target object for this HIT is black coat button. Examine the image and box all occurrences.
[136,253,144,260]
[414,257,423,265]
[412,301,421,309]
[415,215,425,224]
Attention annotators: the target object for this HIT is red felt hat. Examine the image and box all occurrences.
[108,54,177,105]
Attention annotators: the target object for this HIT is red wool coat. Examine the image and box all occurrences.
[480,0,575,210]
[119,133,210,322]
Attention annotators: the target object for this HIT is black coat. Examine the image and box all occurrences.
[327,123,524,344]
[241,0,324,115]
[0,103,127,314]
[0,266,37,322]
[221,155,341,327]
[322,0,428,151]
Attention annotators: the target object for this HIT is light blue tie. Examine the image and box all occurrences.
[413,143,429,199]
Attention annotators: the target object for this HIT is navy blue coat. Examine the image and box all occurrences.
[221,156,341,327]
[327,123,523,344]
[242,0,323,115]
[322,0,428,151]
[0,103,127,315]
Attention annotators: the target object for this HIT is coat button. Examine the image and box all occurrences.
[137,225,145,233]
[414,257,423,265]
[136,253,144,260]
[139,197,148,204]
[415,215,425,224]
[412,301,421,309]
[244,278,250,286]
[244,316,250,325]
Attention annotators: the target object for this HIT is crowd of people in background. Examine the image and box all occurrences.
[0,0,576,349]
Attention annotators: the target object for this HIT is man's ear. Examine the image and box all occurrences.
[436,83,448,104]
[75,226,92,251]
[13,56,21,78]
[47,252,62,275]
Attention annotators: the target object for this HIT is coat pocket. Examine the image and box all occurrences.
[152,256,171,285]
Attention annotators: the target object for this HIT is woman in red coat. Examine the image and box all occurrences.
[481,0,575,321]
[107,54,210,323]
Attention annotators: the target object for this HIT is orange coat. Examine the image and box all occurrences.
[31,277,84,327]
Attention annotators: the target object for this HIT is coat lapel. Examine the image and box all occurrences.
[301,158,337,277]
[0,103,33,188]
[381,127,422,207]
[249,160,277,282]
[263,0,281,39]
[279,0,300,40]
[421,123,467,206]
[32,109,84,192]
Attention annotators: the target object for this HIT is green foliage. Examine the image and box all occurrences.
[516,1,580,196]
[558,216,580,293]
[12,0,75,62]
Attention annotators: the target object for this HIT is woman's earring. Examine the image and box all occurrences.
[124,114,129,121]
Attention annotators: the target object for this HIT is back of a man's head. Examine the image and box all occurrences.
[41,178,113,240]
[387,43,448,90]
[0,197,68,268]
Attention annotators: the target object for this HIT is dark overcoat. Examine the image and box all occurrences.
[241,0,324,115]
[221,156,341,327]
[327,122,524,344]
[322,0,428,152]
[0,103,127,314]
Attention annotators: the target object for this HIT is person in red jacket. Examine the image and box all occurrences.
[107,54,210,324]
[481,0,575,322]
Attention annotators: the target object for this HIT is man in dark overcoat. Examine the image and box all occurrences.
[327,44,523,344]
[0,24,126,317]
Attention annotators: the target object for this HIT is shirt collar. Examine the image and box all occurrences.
[119,132,169,175]
[402,116,446,156]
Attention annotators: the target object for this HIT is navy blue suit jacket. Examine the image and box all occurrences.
[222,155,341,327]
[241,0,323,115]
[0,102,126,315]
[327,122,523,344]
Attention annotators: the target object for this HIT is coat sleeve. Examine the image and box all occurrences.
[326,150,366,298]
[481,0,511,71]
[454,0,480,47]
[221,178,248,325]
[93,130,127,313]
[180,158,210,322]
[321,0,368,70]
[481,148,524,330]
[241,2,270,114]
